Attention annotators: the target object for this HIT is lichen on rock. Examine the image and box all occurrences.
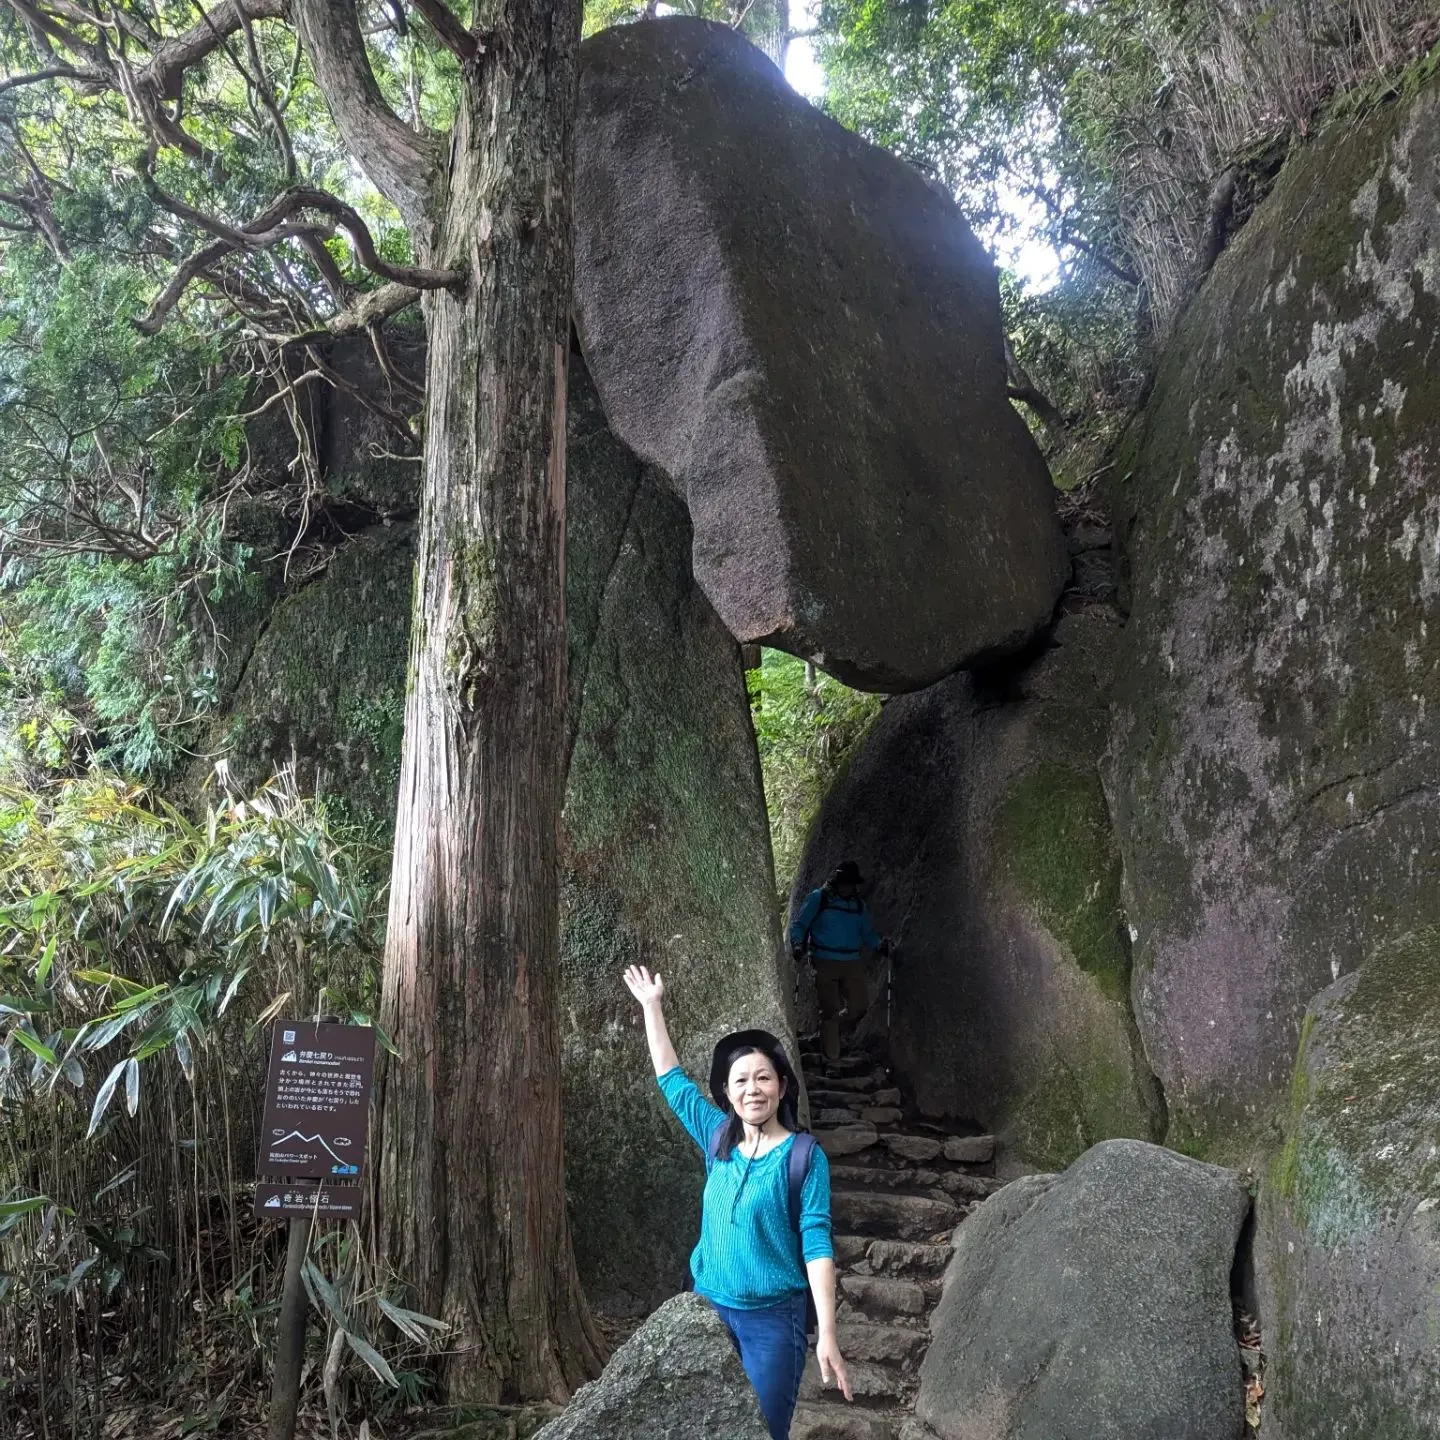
[1108,70,1440,1158]
[1258,927,1440,1438]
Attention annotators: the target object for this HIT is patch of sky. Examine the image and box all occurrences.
[782,0,1060,293]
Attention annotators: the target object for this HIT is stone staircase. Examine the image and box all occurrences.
[793,1042,1001,1440]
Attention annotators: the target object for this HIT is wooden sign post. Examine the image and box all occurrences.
[255,1019,377,1440]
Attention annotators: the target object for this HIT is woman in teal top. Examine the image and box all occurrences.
[623,964,852,1438]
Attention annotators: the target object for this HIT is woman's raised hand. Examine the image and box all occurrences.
[623,964,665,1008]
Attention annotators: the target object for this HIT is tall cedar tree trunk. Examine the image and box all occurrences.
[375,0,604,1402]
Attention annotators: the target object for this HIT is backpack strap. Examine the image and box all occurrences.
[799,888,830,954]
[787,1131,818,1234]
[705,1120,726,1171]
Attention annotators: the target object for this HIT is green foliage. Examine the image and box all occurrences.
[747,649,880,894]
[815,0,1436,445]
[0,765,412,1431]
[584,0,792,59]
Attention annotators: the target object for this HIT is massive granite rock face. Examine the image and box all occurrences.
[1108,73,1440,1153]
[534,1292,771,1440]
[1259,928,1440,1438]
[222,354,792,1312]
[917,1141,1250,1440]
[575,18,1067,691]
[560,352,793,1314]
[793,611,1163,1168]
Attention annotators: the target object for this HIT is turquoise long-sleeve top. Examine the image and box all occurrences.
[658,1066,833,1309]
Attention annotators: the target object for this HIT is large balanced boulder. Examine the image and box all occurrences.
[575,18,1067,691]
[534,1291,770,1440]
[793,610,1163,1168]
[1107,72,1440,1152]
[917,1140,1250,1440]
[1258,928,1440,1437]
[560,353,794,1313]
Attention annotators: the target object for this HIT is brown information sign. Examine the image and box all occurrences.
[255,1181,362,1220]
[255,1020,376,1219]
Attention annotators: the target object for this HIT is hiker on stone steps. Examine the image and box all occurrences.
[790,860,891,1061]
[623,964,853,1439]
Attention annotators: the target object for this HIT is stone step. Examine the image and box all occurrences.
[800,1356,905,1403]
[836,1321,929,1366]
[820,1055,875,1077]
[880,1134,942,1164]
[816,1107,866,1126]
[811,1072,880,1093]
[865,1239,952,1280]
[830,1164,941,1193]
[859,1105,905,1125]
[833,1233,872,1266]
[840,1273,928,1320]
[896,1418,939,1440]
[816,1123,880,1159]
[809,1087,873,1109]
[870,1087,903,1108]
[832,1190,960,1241]
[934,1171,1004,1201]
[942,1134,995,1165]
[791,1402,897,1440]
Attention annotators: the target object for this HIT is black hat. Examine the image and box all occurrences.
[709,1028,801,1113]
[830,860,863,887]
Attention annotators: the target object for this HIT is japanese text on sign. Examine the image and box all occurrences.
[256,1021,376,1185]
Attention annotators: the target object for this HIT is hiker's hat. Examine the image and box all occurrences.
[709,1028,801,1112]
[830,860,864,887]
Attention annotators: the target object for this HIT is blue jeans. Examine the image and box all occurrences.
[709,1292,809,1440]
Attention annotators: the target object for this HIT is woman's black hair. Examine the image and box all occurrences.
[714,1042,800,1161]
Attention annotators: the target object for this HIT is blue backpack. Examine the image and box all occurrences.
[705,1126,821,1335]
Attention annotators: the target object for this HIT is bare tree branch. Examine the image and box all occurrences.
[292,0,438,233]
[407,0,478,61]
[133,0,290,103]
[134,183,462,332]
[0,64,99,93]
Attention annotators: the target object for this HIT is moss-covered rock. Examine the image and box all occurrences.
[1108,73,1440,1156]
[218,354,791,1313]
[1257,928,1440,1438]
[223,525,412,829]
[560,357,792,1312]
[793,611,1164,1170]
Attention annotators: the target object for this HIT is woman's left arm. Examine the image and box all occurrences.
[799,1146,851,1401]
[806,1257,852,1401]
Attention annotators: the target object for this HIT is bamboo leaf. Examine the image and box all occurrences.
[174,1029,194,1084]
[0,1194,50,1220]
[124,1057,140,1116]
[35,935,57,986]
[376,1294,449,1345]
[217,966,249,1014]
[300,1259,347,1327]
[87,1059,128,1138]
[11,1026,57,1066]
[343,1330,398,1388]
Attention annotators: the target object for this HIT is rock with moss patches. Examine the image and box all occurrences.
[793,611,1163,1168]
[918,1141,1250,1440]
[1258,927,1440,1438]
[217,354,793,1313]
[560,353,793,1314]
[1107,73,1440,1153]
[222,525,412,829]
[575,18,1066,691]
[534,1292,771,1440]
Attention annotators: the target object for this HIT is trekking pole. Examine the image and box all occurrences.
[886,947,896,1035]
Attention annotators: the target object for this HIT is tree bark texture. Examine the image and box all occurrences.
[375,0,603,1403]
